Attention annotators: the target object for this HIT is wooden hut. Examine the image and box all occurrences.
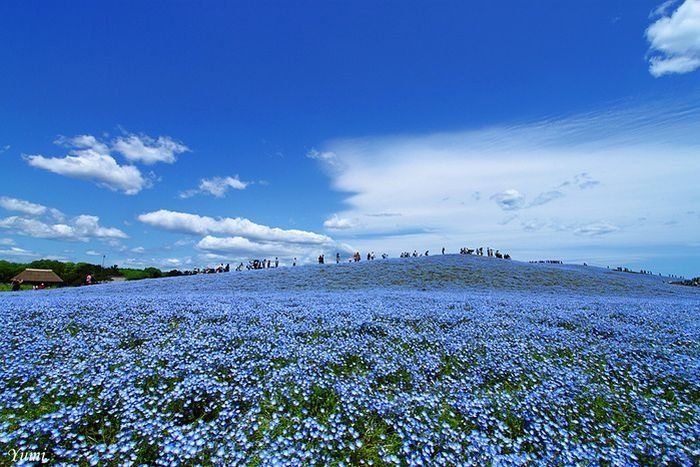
[11,268,63,285]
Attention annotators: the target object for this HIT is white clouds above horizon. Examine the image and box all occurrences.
[646,0,700,76]
[0,196,50,217]
[323,214,358,230]
[24,132,188,195]
[309,99,700,262]
[138,209,349,260]
[112,134,189,165]
[0,195,127,242]
[25,135,147,194]
[179,175,250,199]
[0,215,128,242]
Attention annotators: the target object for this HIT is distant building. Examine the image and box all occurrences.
[11,268,63,286]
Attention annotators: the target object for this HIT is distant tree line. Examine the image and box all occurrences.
[0,259,185,287]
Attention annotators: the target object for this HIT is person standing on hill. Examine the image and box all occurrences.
[336,252,340,263]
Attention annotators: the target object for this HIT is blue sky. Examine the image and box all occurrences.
[1,0,699,277]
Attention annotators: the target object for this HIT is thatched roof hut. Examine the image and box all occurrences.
[11,268,63,284]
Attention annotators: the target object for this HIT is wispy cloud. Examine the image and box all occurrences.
[528,190,564,208]
[646,0,700,76]
[0,145,9,154]
[308,98,700,262]
[179,175,250,198]
[650,0,680,19]
[574,222,620,236]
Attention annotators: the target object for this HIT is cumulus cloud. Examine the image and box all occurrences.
[24,132,187,194]
[25,135,147,194]
[646,0,700,76]
[112,134,189,165]
[138,209,332,245]
[0,196,127,242]
[0,215,128,242]
[179,175,250,198]
[138,209,350,261]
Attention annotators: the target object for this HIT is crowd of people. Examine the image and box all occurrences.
[459,247,511,260]
[237,247,514,270]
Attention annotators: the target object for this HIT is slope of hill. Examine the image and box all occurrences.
[79,253,698,298]
[1,254,698,465]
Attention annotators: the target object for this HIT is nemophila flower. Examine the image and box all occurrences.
[1,257,699,464]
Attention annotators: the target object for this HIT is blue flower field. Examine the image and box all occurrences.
[1,255,699,465]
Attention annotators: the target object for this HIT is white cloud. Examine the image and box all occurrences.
[307,148,337,163]
[131,246,145,254]
[646,0,700,76]
[651,0,680,18]
[306,99,700,264]
[0,196,48,216]
[138,209,332,245]
[196,235,288,255]
[0,197,128,242]
[112,134,189,165]
[649,55,700,76]
[138,209,350,261]
[323,214,358,230]
[86,250,103,256]
[0,246,36,258]
[0,215,128,242]
[179,175,250,198]
[25,135,147,194]
[24,132,188,194]
[0,145,10,154]
[307,149,344,172]
[0,238,15,246]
